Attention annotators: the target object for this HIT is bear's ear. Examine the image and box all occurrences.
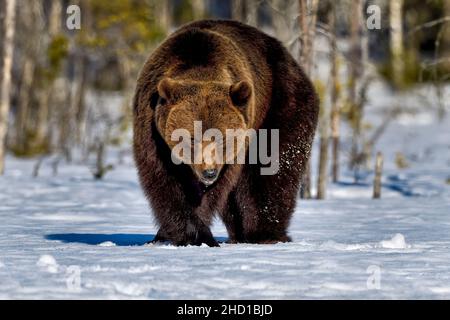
[157,78,177,103]
[230,81,252,107]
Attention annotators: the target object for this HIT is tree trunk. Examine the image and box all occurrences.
[50,0,72,160]
[330,1,340,183]
[49,0,62,35]
[316,136,328,199]
[73,54,88,146]
[298,0,319,76]
[298,0,319,199]
[443,0,450,73]
[56,78,72,162]
[14,56,35,153]
[316,4,340,199]
[232,0,258,26]
[232,0,246,22]
[192,0,207,20]
[34,0,62,153]
[246,1,259,27]
[298,0,309,74]
[298,0,310,199]
[11,0,44,155]
[390,0,404,88]
[373,152,383,199]
[0,0,17,174]
[349,0,363,102]
[154,0,173,32]
[73,0,92,148]
[272,0,288,43]
[35,89,50,151]
[436,3,449,120]
[300,162,312,199]
[348,0,363,181]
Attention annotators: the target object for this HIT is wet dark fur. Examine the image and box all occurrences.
[133,20,319,246]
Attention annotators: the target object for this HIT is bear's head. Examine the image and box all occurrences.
[153,78,253,186]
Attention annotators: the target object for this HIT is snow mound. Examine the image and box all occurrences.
[320,240,372,251]
[36,255,59,273]
[379,234,409,249]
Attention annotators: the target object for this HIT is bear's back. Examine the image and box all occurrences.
[172,20,287,69]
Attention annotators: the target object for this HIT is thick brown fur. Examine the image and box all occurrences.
[133,20,319,247]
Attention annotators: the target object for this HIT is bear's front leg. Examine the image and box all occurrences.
[221,193,292,244]
[240,196,295,244]
[153,218,219,247]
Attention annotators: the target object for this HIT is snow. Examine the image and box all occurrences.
[37,255,59,274]
[0,84,450,299]
[379,234,408,249]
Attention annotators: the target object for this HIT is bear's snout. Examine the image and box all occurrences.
[196,165,220,186]
[202,169,218,180]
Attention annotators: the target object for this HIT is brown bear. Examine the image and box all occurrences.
[133,20,318,247]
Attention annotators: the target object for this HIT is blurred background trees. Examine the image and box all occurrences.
[0,0,448,194]
[0,0,16,174]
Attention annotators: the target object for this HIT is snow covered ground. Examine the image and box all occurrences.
[0,83,449,299]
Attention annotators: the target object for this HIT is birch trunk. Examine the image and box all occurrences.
[317,5,339,199]
[192,0,207,20]
[272,0,288,43]
[0,0,17,174]
[232,0,258,26]
[373,152,383,199]
[316,135,328,199]
[390,0,404,88]
[154,0,173,32]
[232,0,246,22]
[349,0,363,180]
[330,2,340,183]
[298,0,319,199]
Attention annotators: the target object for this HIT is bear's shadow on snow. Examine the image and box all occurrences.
[45,233,155,246]
[45,234,228,246]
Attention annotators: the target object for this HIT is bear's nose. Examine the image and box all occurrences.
[202,169,218,180]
